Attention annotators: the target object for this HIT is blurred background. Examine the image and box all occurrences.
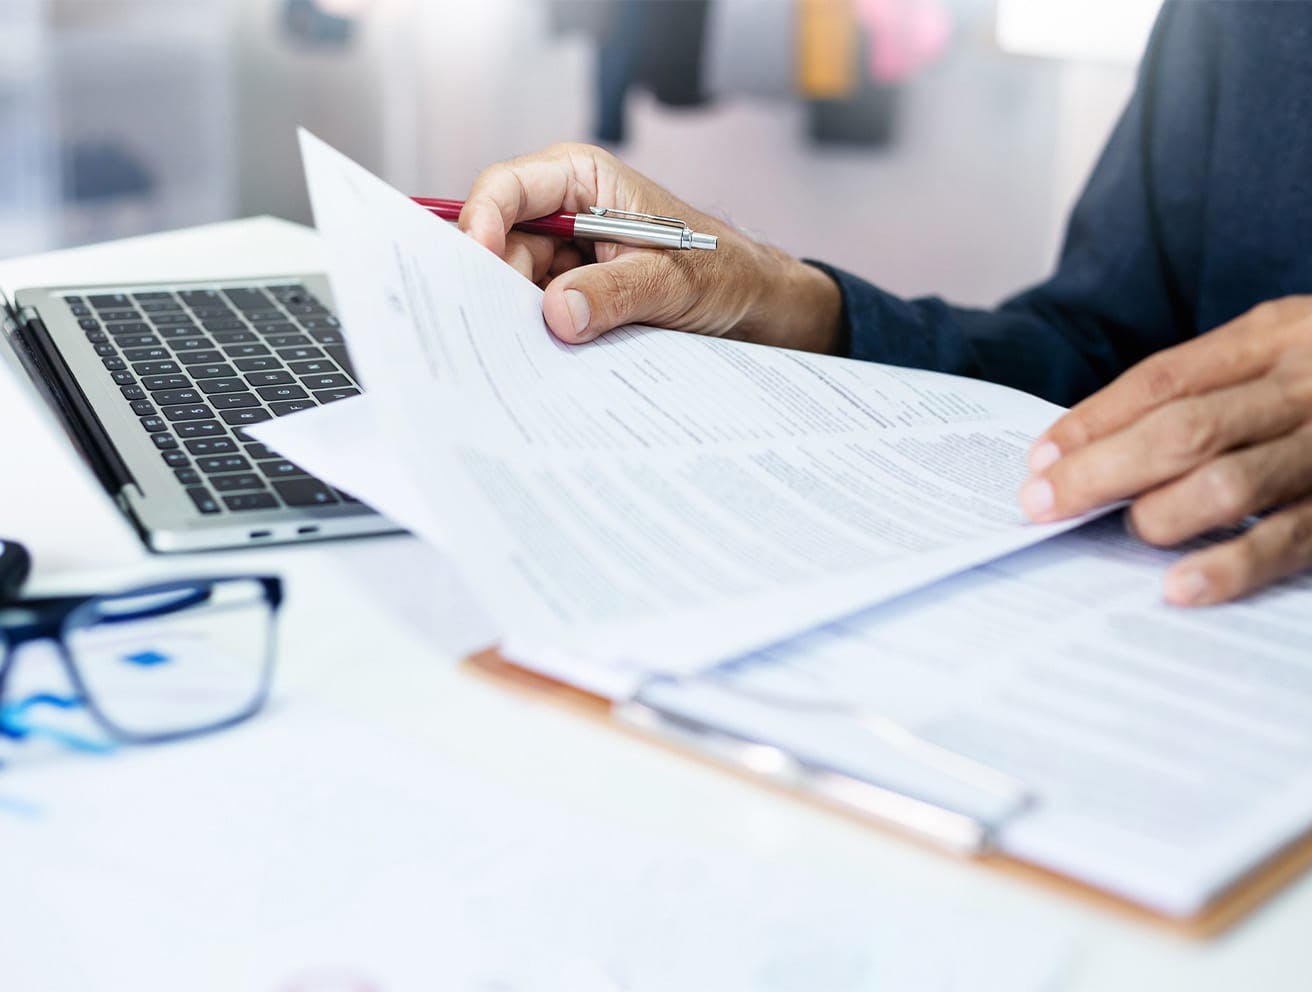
[0,0,1160,306]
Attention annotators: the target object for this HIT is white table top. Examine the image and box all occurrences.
[3,217,1309,990]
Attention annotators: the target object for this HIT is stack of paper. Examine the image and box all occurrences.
[252,134,1312,919]
[263,132,1099,691]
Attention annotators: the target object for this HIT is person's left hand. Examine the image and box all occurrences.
[1018,296,1312,606]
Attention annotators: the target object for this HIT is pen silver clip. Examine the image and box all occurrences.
[576,206,718,251]
[587,206,689,230]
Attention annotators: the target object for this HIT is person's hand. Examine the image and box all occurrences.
[1019,296,1312,605]
[459,143,842,353]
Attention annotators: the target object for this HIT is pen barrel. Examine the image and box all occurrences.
[572,214,692,250]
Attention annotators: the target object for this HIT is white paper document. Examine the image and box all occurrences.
[643,515,1312,917]
[284,131,1098,675]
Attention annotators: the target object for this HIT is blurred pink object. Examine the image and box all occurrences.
[855,0,953,83]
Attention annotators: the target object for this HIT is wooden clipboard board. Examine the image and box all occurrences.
[465,646,1312,939]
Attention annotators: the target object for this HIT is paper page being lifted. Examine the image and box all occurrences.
[296,131,1101,674]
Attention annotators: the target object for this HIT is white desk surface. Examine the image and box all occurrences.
[3,217,1310,989]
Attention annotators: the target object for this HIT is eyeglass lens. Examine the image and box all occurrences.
[64,578,272,739]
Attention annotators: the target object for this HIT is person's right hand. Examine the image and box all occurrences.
[459,143,843,354]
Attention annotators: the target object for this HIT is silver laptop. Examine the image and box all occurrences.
[2,275,399,552]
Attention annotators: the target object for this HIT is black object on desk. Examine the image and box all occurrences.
[0,539,31,601]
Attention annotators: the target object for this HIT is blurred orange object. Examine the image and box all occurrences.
[797,0,859,98]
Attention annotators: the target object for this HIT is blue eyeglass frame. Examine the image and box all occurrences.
[0,545,282,746]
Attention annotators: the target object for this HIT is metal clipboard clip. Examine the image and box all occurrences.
[617,677,1036,855]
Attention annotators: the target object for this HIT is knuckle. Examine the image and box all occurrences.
[1198,461,1253,518]
[1169,403,1219,458]
[1128,503,1177,547]
[1277,505,1312,559]
[1137,354,1180,401]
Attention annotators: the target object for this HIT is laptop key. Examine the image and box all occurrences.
[252,321,295,335]
[179,290,222,307]
[309,330,343,345]
[187,363,235,379]
[178,350,225,365]
[153,388,202,405]
[140,416,167,433]
[245,370,294,386]
[157,324,202,339]
[224,492,278,512]
[88,293,131,309]
[196,377,245,394]
[150,312,198,326]
[103,358,128,371]
[78,317,102,330]
[211,473,266,493]
[123,347,170,362]
[186,487,221,514]
[324,346,357,378]
[152,434,179,451]
[270,399,317,416]
[299,373,351,390]
[225,343,271,358]
[298,316,339,330]
[162,450,190,468]
[315,387,361,404]
[211,392,261,410]
[277,346,324,363]
[111,371,136,386]
[120,385,146,401]
[100,309,140,322]
[234,357,279,372]
[175,468,201,486]
[171,336,216,352]
[184,437,237,456]
[257,384,307,401]
[142,374,191,391]
[222,288,273,311]
[219,408,272,427]
[116,334,159,349]
[288,359,335,376]
[272,478,338,506]
[104,321,151,336]
[258,459,307,479]
[85,330,108,344]
[246,310,283,324]
[208,325,252,338]
[140,300,183,313]
[244,443,277,460]
[175,420,225,439]
[197,455,251,474]
[265,333,309,349]
[162,404,214,422]
[133,361,182,376]
[130,400,157,417]
[131,291,173,302]
[93,343,117,357]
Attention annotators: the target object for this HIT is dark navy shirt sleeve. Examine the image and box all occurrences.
[808,0,1215,407]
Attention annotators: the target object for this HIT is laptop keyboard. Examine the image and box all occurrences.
[66,284,363,515]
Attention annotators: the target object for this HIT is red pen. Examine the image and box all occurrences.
[411,196,718,251]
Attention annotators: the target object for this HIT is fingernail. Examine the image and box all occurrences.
[1028,441,1061,472]
[1019,478,1055,519]
[1165,569,1210,606]
[564,290,591,340]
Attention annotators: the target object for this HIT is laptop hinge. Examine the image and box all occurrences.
[8,306,139,499]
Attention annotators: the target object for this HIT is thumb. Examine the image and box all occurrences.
[542,252,695,344]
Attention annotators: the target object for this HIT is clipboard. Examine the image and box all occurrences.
[465,646,1312,938]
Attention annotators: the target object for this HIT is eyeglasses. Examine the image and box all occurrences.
[0,540,280,754]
